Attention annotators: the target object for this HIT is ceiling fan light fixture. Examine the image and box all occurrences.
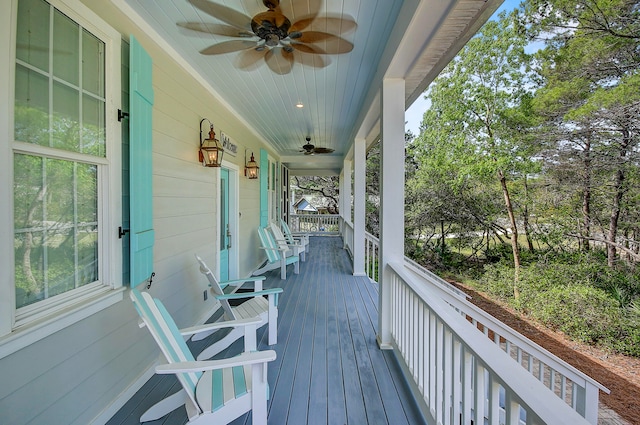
[295,102,304,108]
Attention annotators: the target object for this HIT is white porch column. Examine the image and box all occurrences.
[341,158,352,249]
[353,137,366,276]
[378,78,405,349]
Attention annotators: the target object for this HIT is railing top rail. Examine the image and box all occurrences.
[388,261,593,425]
[403,257,469,301]
[290,213,341,217]
[364,231,379,244]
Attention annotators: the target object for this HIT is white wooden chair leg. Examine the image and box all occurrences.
[280,258,286,279]
[251,363,268,425]
[140,388,188,422]
[294,261,299,274]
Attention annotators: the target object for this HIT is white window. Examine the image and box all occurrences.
[0,0,122,355]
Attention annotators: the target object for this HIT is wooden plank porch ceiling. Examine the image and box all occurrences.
[108,236,426,425]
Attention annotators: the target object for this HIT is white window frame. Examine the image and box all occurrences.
[0,0,123,359]
[267,156,278,224]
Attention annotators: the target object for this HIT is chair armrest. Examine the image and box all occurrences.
[259,246,284,252]
[217,276,266,291]
[179,317,263,336]
[219,276,266,287]
[216,287,283,301]
[155,350,277,374]
[273,236,304,248]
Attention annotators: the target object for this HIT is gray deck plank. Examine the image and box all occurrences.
[107,236,426,425]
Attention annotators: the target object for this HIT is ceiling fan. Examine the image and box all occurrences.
[300,137,334,155]
[179,0,357,75]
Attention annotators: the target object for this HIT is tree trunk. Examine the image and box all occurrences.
[581,137,592,252]
[607,128,630,267]
[499,170,521,299]
[523,176,534,252]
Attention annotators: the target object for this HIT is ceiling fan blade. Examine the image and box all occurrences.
[265,47,294,75]
[290,41,325,54]
[235,48,266,70]
[291,16,357,35]
[188,0,252,32]
[296,52,329,69]
[295,31,335,43]
[200,40,257,55]
[313,147,334,154]
[305,35,354,54]
[177,22,254,38]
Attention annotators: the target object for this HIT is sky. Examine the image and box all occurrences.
[404,0,521,136]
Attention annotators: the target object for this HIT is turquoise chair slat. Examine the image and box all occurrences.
[232,366,248,398]
[212,369,224,412]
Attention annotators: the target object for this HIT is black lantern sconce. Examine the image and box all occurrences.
[199,118,224,167]
[245,150,259,179]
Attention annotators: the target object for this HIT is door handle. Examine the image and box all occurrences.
[226,224,232,249]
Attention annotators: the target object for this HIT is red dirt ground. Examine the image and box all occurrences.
[447,280,640,425]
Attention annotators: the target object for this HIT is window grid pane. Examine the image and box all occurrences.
[14,154,99,309]
[15,0,106,157]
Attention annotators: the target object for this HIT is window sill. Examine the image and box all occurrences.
[0,287,126,360]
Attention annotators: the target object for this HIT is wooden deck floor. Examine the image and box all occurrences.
[107,236,426,425]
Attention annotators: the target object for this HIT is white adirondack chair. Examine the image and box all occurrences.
[269,222,306,262]
[130,288,276,425]
[253,226,300,279]
[279,217,310,252]
[194,255,282,360]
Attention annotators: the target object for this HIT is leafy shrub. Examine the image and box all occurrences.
[484,243,514,263]
[529,285,622,345]
[479,262,516,300]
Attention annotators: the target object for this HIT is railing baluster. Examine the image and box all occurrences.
[474,359,485,425]
[462,348,473,424]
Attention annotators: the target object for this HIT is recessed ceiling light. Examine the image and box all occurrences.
[295,102,304,108]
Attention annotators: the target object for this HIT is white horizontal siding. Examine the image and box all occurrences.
[0,0,273,423]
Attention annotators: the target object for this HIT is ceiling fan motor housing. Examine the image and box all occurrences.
[252,10,291,45]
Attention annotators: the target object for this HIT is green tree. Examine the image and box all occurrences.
[527,0,640,266]
[415,11,539,297]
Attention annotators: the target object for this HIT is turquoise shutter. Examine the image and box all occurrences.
[260,148,268,227]
[129,36,155,288]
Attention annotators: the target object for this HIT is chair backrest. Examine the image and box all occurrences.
[269,222,290,252]
[130,288,201,411]
[279,218,296,245]
[195,255,236,320]
[258,226,280,264]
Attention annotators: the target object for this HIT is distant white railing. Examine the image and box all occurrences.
[365,232,608,424]
[342,219,354,256]
[364,232,379,281]
[290,213,340,235]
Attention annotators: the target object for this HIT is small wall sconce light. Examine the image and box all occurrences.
[245,150,259,179]
[199,118,224,167]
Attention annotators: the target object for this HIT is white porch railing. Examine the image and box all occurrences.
[365,232,608,424]
[290,213,340,235]
[342,219,354,256]
[365,231,379,281]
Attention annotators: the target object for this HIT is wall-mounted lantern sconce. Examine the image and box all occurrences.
[245,150,259,179]
[199,118,224,167]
